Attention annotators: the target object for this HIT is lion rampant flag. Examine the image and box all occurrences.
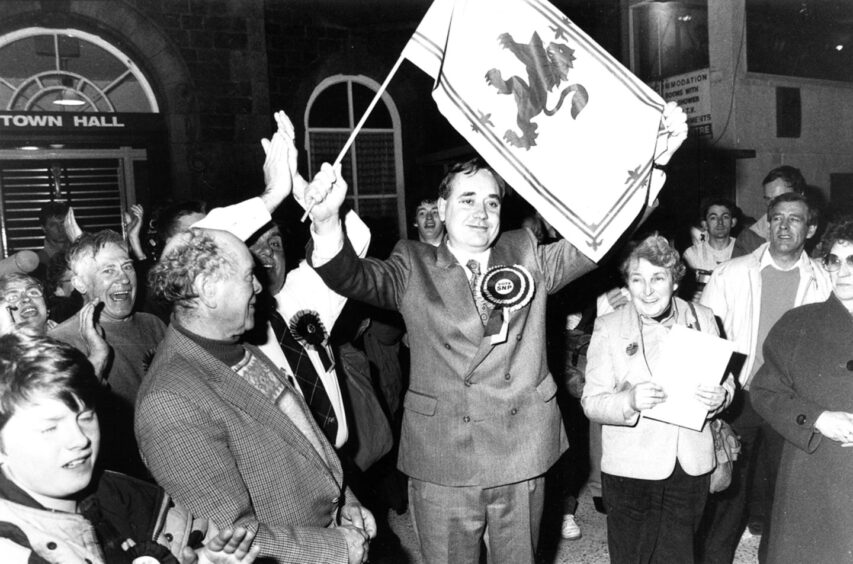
[403,0,666,260]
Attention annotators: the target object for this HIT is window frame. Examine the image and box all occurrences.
[304,74,406,236]
[0,27,159,113]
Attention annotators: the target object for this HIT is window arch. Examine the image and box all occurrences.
[0,27,159,112]
[305,75,405,237]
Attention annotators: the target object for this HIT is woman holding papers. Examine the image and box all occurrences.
[750,217,853,564]
[581,234,734,564]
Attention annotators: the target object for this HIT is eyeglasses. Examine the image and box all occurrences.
[822,253,853,272]
[3,286,43,304]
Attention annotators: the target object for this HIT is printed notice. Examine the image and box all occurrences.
[642,324,734,431]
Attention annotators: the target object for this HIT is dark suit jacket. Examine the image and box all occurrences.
[311,228,595,487]
[135,325,350,563]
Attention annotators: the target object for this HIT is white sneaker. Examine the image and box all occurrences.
[561,514,582,540]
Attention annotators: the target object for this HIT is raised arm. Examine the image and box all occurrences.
[194,110,297,240]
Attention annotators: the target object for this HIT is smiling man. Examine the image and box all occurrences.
[699,192,832,563]
[305,107,684,563]
[412,198,445,246]
[136,228,375,563]
[245,214,369,449]
[49,230,166,477]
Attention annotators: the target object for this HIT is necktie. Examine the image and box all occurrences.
[269,309,338,443]
[467,260,490,326]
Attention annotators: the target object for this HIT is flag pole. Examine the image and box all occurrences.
[301,52,408,222]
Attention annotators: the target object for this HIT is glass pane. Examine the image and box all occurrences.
[354,132,396,196]
[0,37,54,80]
[352,83,391,128]
[309,82,350,127]
[0,31,157,113]
[746,0,853,82]
[309,131,354,185]
[108,74,149,112]
[65,37,125,81]
[631,1,709,81]
[352,197,398,226]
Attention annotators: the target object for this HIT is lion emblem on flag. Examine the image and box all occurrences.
[485,31,589,150]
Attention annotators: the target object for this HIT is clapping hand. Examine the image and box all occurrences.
[123,204,146,260]
[260,110,298,213]
[180,526,260,564]
[64,206,83,242]
[78,299,110,382]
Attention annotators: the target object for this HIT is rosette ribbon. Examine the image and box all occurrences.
[480,264,535,345]
[289,310,334,371]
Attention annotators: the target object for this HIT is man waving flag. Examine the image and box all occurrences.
[404,0,674,260]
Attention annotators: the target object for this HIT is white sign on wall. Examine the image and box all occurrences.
[650,68,712,137]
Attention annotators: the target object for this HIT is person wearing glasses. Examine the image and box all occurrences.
[0,271,110,388]
[697,192,832,563]
[749,216,853,564]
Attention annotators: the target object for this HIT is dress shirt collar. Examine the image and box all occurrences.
[445,241,490,277]
[759,245,808,273]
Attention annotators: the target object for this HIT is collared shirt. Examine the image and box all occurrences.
[758,246,809,273]
[445,241,490,282]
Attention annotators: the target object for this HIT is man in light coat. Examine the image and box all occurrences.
[698,192,832,564]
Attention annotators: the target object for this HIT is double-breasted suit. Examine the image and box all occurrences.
[135,325,352,563]
[311,228,594,487]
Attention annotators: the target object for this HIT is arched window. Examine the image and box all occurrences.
[0,27,158,256]
[0,27,158,112]
[305,75,405,237]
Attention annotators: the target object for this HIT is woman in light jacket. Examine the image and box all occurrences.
[582,234,734,564]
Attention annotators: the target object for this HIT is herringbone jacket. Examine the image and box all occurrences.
[135,325,351,563]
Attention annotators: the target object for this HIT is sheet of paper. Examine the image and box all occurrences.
[642,324,734,431]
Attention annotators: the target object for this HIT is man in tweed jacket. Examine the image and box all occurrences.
[135,228,375,564]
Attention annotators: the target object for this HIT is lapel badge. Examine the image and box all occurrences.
[626,342,638,356]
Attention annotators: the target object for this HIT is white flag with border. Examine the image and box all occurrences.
[403,0,667,260]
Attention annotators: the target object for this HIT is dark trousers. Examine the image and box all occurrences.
[698,390,781,564]
[603,461,709,564]
[755,421,784,562]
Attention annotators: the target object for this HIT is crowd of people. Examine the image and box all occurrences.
[0,103,849,564]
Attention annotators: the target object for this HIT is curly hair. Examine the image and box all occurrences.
[619,233,686,284]
[818,216,853,258]
[66,230,129,274]
[0,331,98,432]
[148,229,233,309]
[438,157,506,200]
